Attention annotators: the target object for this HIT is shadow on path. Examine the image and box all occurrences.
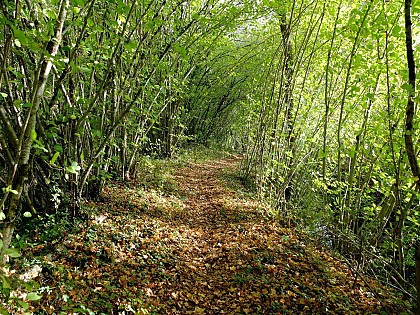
[35,156,406,315]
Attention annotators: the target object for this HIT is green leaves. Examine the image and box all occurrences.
[0,275,11,289]
[23,212,32,218]
[26,292,42,301]
[3,248,20,258]
[413,2,420,13]
[71,0,86,6]
[0,2,415,314]
[124,41,137,53]
[17,301,29,311]
[50,152,60,165]
[30,129,37,141]
[391,25,402,37]
[174,43,188,58]
[2,186,18,195]
[66,161,81,174]
[13,28,28,47]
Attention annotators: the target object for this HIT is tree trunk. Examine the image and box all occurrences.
[0,0,68,264]
[280,15,294,208]
[403,0,420,312]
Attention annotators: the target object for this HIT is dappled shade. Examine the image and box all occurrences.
[29,158,405,314]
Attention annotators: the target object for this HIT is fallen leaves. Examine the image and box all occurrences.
[24,156,409,314]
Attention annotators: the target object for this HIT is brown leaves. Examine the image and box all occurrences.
[29,157,407,314]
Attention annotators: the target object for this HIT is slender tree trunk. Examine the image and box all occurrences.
[1,0,68,264]
[336,0,372,239]
[403,0,420,313]
[323,1,342,209]
[280,15,294,207]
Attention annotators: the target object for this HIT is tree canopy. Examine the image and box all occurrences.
[0,0,419,313]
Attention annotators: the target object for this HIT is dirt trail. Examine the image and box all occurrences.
[34,156,406,314]
[166,156,272,313]
[139,157,401,314]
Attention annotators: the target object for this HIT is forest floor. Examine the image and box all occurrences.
[20,155,410,314]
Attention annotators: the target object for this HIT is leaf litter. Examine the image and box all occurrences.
[27,156,409,314]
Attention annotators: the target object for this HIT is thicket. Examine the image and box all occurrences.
[0,0,419,313]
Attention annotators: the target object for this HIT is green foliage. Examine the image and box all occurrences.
[0,242,41,314]
[177,145,233,163]
[0,0,418,311]
[0,0,249,261]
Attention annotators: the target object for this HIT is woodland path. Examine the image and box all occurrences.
[34,156,405,314]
